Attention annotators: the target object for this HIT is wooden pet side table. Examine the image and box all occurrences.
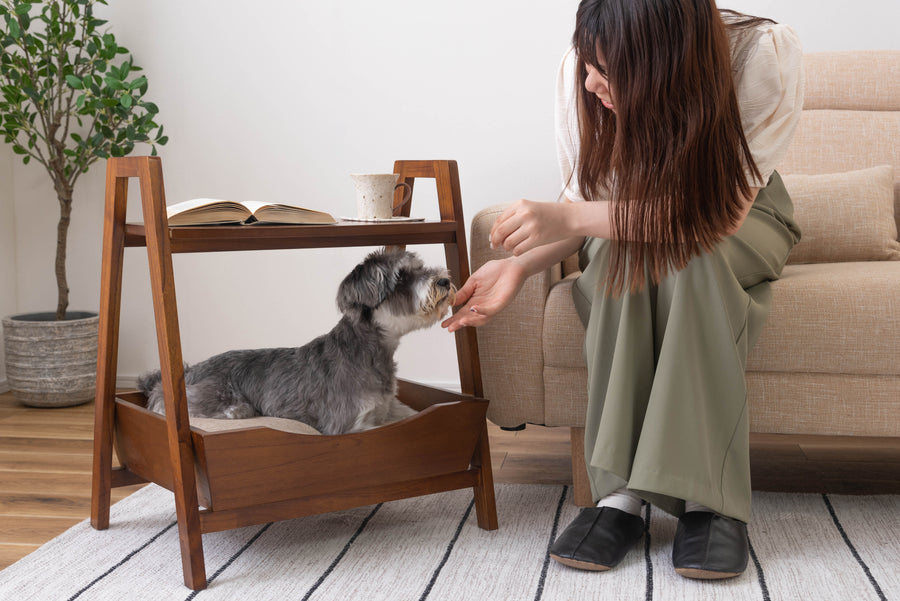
[90,157,498,590]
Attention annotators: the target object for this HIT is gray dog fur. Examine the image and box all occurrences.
[138,248,455,435]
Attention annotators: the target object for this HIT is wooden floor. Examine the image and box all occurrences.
[1,390,898,570]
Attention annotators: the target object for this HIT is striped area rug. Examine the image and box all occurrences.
[0,484,897,600]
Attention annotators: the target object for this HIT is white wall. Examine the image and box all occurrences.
[7,0,899,389]
[0,146,17,390]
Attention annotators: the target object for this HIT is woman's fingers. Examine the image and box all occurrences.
[442,306,491,333]
[490,201,525,249]
[451,278,475,307]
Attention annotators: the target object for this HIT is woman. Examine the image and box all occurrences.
[442,0,803,580]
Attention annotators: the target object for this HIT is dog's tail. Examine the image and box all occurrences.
[136,370,162,396]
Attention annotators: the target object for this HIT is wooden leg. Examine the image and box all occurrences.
[91,167,129,530]
[472,421,499,530]
[138,158,207,590]
[570,427,594,507]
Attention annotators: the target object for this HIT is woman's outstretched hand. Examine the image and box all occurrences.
[441,258,528,333]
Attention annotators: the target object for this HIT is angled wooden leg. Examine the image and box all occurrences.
[570,427,594,507]
[138,157,207,590]
[472,421,499,530]
[91,161,131,530]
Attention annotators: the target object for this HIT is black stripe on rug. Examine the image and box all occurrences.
[67,520,178,601]
[747,534,770,601]
[822,494,887,601]
[299,503,383,601]
[534,485,569,601]
[185,522,273,600]
[643,504,653,601]
[418,497,477,601]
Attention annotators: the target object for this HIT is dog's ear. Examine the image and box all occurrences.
[337,249,400,317]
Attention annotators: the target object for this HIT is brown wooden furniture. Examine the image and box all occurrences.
[90,157,498,590]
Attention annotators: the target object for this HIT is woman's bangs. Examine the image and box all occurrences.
[573,14,606,70]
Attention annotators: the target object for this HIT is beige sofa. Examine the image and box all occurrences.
[471,51,900,505]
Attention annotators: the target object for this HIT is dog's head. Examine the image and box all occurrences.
[337,248,456,335]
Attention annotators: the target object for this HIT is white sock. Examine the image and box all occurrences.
[684,501,715,514]
[596,488,644,516]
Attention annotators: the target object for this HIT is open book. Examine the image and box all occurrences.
[165,198,336,226]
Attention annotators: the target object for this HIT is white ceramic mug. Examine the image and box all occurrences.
[351,173,412,220]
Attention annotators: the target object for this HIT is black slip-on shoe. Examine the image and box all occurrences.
[549,507,645,571]
[672,511,749,579]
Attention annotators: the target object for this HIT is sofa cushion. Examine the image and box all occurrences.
[748,261,900,376]
[541,262,900,378]
[783,166,900,264]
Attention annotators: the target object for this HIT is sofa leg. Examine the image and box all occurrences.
[570,427,594,507]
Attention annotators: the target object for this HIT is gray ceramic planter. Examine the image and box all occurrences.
[2,311,99,407]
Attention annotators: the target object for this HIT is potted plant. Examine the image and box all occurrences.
[0,0,166,406]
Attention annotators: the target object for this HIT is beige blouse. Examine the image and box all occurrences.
[556,20,805,202]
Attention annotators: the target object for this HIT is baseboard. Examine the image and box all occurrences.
[116,376,139,390]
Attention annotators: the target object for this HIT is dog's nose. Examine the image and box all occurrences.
[437,278,451,289]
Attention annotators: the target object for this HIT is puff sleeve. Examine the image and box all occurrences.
[555,47,588,202]
[735,24,805,187]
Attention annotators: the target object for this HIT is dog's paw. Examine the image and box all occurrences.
[223,404,257,419]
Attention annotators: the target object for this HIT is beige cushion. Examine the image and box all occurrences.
[783,166,900,264]
[748,261,900,376]
[189,416,321,435]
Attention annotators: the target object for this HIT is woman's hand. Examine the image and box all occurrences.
[490,199,574,256]
[441,258,528,333]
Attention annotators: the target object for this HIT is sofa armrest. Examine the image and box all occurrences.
[470,204,560,427]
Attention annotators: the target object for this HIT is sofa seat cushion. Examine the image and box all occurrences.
[749,262,900,376]
[542,262,900,379]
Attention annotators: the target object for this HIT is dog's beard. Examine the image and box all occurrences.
[425,282,456,320]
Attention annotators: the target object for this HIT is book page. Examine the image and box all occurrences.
[166,198,246,219]
[250,201,336,224]
[166,198,252,226]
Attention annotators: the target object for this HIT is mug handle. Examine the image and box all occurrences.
[392,182,412,215]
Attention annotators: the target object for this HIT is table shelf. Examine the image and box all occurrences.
[123,220,462,252]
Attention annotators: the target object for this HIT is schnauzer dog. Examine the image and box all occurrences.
[138,248,456,435]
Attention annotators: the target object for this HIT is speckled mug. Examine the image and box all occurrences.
[351,173,412,219]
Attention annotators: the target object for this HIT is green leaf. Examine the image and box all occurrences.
[14,4,32,16]
[129,75,147,91]
[120,94,132,108]
[65,74,83,89]
[103,76,123,90]
[143,101,159,114]
[8,18,21,39]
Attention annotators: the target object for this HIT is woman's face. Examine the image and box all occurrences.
[584,62,615,112]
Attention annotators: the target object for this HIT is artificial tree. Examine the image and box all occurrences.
[0,0,166,320]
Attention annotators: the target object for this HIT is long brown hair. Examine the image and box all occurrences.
[573,0,772,294]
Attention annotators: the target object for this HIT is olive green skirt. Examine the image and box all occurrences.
[572,172,801,522]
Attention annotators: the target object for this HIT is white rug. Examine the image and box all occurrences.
[0,484,897,600]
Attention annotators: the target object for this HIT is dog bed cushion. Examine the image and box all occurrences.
[189,416,321,435]
[783,165,900,264]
